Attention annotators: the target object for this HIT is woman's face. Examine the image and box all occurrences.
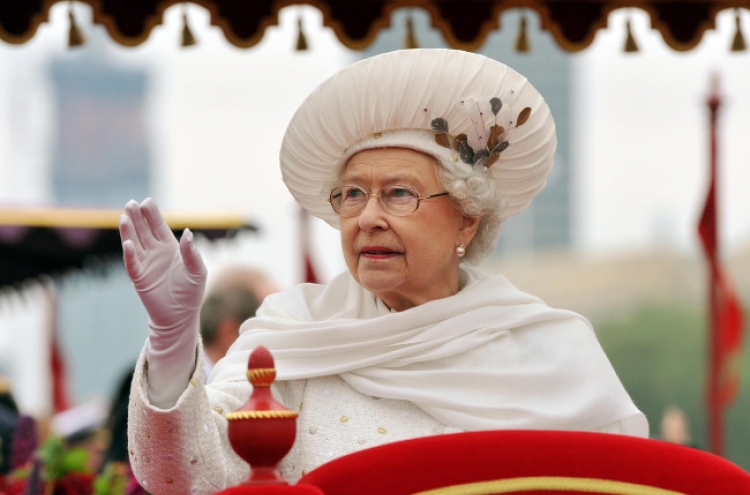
[339,147,480,311]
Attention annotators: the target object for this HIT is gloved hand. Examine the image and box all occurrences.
[119,198,207,408]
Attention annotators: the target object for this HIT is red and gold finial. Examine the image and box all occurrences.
[224,346,298,486]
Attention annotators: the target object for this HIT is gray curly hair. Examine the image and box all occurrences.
[432,157,504,264]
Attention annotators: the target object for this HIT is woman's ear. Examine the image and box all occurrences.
[459,215,482,247]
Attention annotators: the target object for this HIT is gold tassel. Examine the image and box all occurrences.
[404,14,419,49]
[181,9,197,47]
[514,12,530,53]
[731,9,746,52]
[623,18,639,52]
[67,2,86,48]
[296,16,309,51]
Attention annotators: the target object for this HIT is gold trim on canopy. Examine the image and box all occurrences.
[0,206,251,230]
[0,205,256,289]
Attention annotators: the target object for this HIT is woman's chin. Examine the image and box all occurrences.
[355,271,403,296]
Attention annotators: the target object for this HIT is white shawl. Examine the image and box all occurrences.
[210,266,644,433]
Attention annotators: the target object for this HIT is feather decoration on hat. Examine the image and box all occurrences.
[460,97,493,150]
[448,95,522,169]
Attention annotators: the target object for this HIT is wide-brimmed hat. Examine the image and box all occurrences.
[280,49,556,229]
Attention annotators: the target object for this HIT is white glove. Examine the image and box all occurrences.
[119,198,207,408]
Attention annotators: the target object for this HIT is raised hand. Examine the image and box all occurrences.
[119,198,207,407]
[120,198,206,331]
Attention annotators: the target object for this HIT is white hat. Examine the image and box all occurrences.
[280,49,556,229]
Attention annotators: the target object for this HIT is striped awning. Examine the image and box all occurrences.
[0,206,257,289]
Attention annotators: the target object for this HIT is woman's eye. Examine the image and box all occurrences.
[345,188,365,199]
[389,187,416,199]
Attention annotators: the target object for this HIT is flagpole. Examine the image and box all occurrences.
[706,76,722,455]
[699,74,746,458]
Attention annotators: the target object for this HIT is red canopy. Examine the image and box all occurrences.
[0,0,745,52]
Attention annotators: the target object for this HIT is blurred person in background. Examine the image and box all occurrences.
[207,265,280,302]
[0,375,19,475]
[200,266,276,378]
[119,49,648,494]
[50,398,110,473]
[660,405,699,448]
[99,366,133,472]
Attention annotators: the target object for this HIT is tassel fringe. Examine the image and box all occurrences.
[404,14,419,49]
[296,16,309,51]
[514,13,530,53]
[731,9,747,52]
[181,9,197,47]
[68,3,86,48]
[623,18,639,52]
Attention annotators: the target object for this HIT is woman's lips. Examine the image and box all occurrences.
[360,246,400,259]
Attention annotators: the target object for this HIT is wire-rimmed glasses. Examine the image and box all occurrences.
[328,185,450,217]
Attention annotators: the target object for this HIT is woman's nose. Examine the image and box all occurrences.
[358,194,389,231]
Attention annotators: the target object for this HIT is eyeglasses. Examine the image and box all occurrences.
[328,185,450,217]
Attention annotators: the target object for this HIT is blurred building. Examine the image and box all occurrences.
[49,52,150,207]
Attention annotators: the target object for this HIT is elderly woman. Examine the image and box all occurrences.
[120,49,647,495]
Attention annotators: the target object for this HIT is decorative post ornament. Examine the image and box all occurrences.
[225,346,299,485]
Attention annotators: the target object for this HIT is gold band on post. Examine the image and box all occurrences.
[247,368,276,387]
[226,410,299,421]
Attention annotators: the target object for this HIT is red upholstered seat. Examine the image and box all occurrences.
[215,486,324,495]
[296,430,750,495]
[212,349,749,494]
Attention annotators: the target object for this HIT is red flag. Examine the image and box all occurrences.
[43,283,70,413]
[300,207,320,284]
[697,76,745,456]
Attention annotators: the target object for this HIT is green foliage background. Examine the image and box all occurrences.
[593,302,749,470]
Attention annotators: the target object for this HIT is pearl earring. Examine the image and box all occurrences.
[456,244,466,257]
